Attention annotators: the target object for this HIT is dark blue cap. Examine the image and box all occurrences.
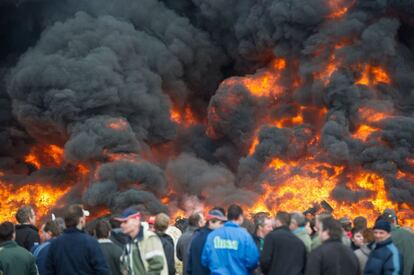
[373,220,391,233]
[114,208,141,222]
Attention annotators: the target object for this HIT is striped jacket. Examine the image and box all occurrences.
[121,228,168,275]
[364,237,403,275]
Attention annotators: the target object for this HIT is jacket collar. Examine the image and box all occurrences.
[0,240,18,248]
[98,239,113,244]
[63,228,84,234]
[224,221,240,228]
[274,225,290,232]
[293,226,306,235]
[324,238,342,244]
[16,224,38,231]
[374,237,392,249]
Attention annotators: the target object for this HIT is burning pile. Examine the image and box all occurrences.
[1,0,414,225]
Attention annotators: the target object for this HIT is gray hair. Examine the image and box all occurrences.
[290,212,306,227]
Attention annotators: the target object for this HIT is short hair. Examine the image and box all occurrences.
[0,222,15,242]
[15,206,34,224]
[227,205,243,221]
[320,217,342,240]
[253,212,270,233]
[95,220,111,239]
[353,216,367,230]
[362,228,374,243]
[275,211,290,226]
[188,212,203,227]
[351,227,364,237]
[64,204,84,228]
[290,212,306,227]
[154,213,170,232]
[44,220,62,238]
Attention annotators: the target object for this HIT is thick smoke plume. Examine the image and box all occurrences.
[1,0,414,220]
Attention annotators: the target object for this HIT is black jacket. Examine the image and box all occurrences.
[157,232,176,275]
[305,238,360,275]
[260,226,307,275]
[15,224,40,251]
[98,239,123,275]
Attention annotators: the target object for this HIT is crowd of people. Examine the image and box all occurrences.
[1,203,414,275]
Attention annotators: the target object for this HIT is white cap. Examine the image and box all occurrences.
[83,209,90,217]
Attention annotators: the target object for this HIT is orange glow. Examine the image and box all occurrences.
[352,124,378,141]
[327,0,356,19]
[274,113,304,128]
[356,65,391,86]
[241,58,286,98]
[170,106,197,127]
[24,144,64,168]
[0,181,68,223]
[77,164,90,176]
[107,118,129,131]
[358,107,391,123]
[248,138,259,155]
[25,153,41,169]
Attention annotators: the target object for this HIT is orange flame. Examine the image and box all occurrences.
[352,124,378,141]
[327,0,356,19]
[356,65,391,86]
[170,106,197,127]
[0,181,69,224]
[107,118,129,131]
[25,144,64,168]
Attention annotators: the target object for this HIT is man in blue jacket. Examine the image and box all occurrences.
[201,204,259,275]
[187,209,227,275]
[45,204,109,275]
[364,220,403,275]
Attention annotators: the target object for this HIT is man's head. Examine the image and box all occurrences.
[227,204,244,225]
[339,217,352,232]
[188,212,205,228]
[319,217,343,242]
[353,216,368,230]
[0,222,15,243]
[253,212,273,238]
[115,208,141,238]
[64,204,87,229]
[315,212,332,232]
[373,220,391,243]
[15,206,36,225]
[206,209,227,230]
[95,220,112,239]
[289,212,306,231]
[154,213,170,233]
[382,209,397,225]
[275,211,290,228]
[40,220,62,242]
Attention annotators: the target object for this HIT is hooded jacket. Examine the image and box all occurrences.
[364,237,403,275]
[391,225,414,275]
[201,221,259,275]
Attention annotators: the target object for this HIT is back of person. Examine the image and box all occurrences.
[202,222,258,275]
[15,224,40,251]
[33,241,52,275]
[158,232,176,275]
[46,228,108,275]
[261,226,307,275]
[392,226,414,275]
[307,239,359,275]
[0,240,38,275]
[99,240,123,275]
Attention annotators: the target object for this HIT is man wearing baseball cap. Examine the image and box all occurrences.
[364,220,402,275]
[187,209,227,275]
[116,208,168,275]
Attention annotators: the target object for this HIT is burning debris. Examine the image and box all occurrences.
[0,0,414,225]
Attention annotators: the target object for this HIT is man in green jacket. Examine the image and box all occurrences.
[290,212,312,252]
[116,208,167,275]
[382,209,414,275]
[0,221,38,275]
